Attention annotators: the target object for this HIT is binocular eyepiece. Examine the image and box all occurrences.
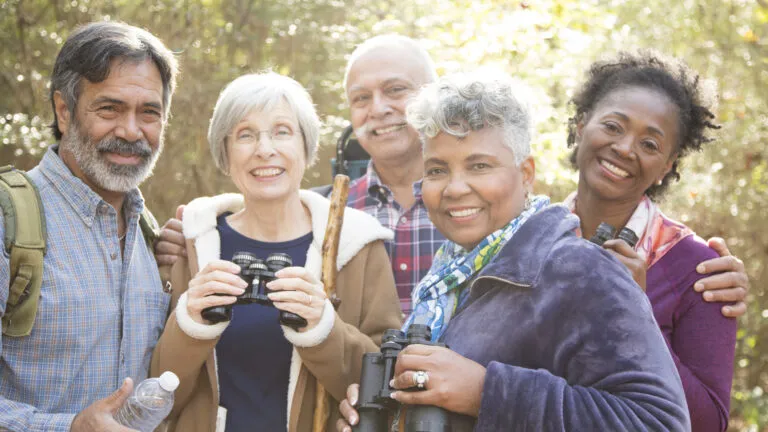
[355,324,451,432]
[589,222,639,248]
[201,252,308,330]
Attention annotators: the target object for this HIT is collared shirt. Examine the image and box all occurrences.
[346,162,445,315]
[0,146,169,431]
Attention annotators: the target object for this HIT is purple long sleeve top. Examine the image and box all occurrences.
[441,205,690,431]
[646,235,737,432]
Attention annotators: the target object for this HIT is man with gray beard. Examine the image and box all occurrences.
[0,21,177,431]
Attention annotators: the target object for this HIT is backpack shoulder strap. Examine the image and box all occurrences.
[0,165,46,337]
[138,204,174,295]
[138,205,159,249]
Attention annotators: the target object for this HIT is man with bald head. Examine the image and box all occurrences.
[341,35,444,315]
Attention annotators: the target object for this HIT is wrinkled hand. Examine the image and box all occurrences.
[694,237,749,318]
[602,239,647,291]
[336,383,360,432]
[187,260,247,324]
[155,205,186,267]
[70,378,138,432]
[267,267,327,331]
[390,345,486,418]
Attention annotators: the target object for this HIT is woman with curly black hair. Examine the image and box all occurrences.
[565,51,737,431]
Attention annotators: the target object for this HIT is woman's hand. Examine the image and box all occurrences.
[602,238,647,291]
[336,383,360,432]
[694,237,750,318]
[390,345,486,418]
[267,267,327,331]
[186,260,247,324]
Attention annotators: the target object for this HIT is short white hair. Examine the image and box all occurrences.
[406,70,533,164]
[208,72,321,173]
[343,34,437,90]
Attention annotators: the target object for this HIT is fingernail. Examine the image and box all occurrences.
[236,288,245,295]
[723,306,731,314]
[389,379,395,387]
[275,269,284,277]
[697,264,705,273]
[350,415,358,425]
[694,282,704,292]
[390,392,397,399]
[350,395,357,406]
[704,292,713,301]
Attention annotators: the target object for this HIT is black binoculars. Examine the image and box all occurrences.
[201,251,308,330]
[589,222,639,248]
[355,324,450,432]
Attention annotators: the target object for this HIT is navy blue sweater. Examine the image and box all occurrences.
[215,213,312,432]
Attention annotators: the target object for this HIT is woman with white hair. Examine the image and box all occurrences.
[151,72,402,432]
[335,71,690,431]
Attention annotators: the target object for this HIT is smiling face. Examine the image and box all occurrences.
[227,101,306,203]
[56,59,166,193]
[345,45,432,165]
[575,86,680,204]
[421,127,534,250]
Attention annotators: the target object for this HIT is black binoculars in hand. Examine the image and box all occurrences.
[589,222,639,248]
[355,324,450,432]
[201,251,308,330]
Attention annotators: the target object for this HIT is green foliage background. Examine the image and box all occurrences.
[1,0,766,429]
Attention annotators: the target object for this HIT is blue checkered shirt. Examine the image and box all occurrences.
[346,162,445,316]
[0,146,170,431]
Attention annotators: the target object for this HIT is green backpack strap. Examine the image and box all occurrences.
[0,165,46,337]
[139,205,160,253]
[138,204,173,295]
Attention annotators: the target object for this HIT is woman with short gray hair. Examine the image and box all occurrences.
[207,72,321,173]
[336,71,689,431]
[151,72,401,432]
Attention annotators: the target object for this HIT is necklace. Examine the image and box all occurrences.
[118,229,127,242]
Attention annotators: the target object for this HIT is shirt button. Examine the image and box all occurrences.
[111,252,118,260]
[400,263,408,271]
[399,216,407,224]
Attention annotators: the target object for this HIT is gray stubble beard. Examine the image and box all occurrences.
[60,120,164,193]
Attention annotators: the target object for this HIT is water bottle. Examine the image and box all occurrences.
[115,371,180,432]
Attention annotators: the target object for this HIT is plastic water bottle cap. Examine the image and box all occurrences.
[158,371,180,392]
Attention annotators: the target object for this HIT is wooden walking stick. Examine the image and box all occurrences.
[312,174,350,432]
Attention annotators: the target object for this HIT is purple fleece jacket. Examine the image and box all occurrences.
[440,204,690,431]
[647,235,736,431]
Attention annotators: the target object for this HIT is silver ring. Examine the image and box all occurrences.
[413,370,429,390]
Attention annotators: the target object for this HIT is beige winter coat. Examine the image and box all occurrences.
[150,190,403,431]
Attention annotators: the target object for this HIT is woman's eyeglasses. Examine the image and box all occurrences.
[231,126,296,146]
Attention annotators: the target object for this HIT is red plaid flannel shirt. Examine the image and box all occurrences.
[346,162,445,316]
